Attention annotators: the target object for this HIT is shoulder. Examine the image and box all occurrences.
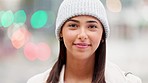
[27,68,52,83]
[105,61,142,83]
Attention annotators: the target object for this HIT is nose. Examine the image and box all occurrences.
[77,28,88,41]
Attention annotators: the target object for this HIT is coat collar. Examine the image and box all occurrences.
[59,65,65,83]
[58,62,127,83]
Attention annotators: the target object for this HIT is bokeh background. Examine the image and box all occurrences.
[0,0,148,83]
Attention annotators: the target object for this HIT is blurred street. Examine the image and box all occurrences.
[0,0,148,83]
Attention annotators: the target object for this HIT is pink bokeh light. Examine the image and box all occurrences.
[23,42,51,61]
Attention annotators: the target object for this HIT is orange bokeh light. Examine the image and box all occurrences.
[11,27,30,49]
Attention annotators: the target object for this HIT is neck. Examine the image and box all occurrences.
[64,53,95,83]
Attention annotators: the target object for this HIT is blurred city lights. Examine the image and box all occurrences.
[23,42,50,61]
[7,24,21,39]
[31,10,48,29]
[1,10,14,27]
[0,0,147,83]
[0,10,54,28]
[0,11,5,27]
[14,10,26,25]
[106,0,122,12]
[23,42,38,61]
[10,27,30,49]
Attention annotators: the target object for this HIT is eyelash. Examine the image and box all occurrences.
[68,24,78,28]
[88,25,98,28]
[68,24,98,29]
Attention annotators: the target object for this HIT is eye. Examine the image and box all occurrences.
[68,24,78,28]
[88,25,98,28]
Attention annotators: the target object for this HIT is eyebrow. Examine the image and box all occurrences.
[67,19,98,24]
[67,19,80,23]
[86,20,98,24]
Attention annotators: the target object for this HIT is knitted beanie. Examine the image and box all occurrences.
[55,0,110,39]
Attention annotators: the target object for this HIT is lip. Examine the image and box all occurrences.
[73,43,91,49]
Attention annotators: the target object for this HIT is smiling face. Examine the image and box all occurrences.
[61,15,103,60]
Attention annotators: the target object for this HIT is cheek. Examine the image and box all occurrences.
[91,32,102,47]
[62,30,77,46]
[63,30,75,40]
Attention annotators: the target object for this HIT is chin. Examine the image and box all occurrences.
[72,52,93,60]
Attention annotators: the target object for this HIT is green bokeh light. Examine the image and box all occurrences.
[31,10,48,29]
[1,10,14,28]
[14,10,26,25]
[0,11,5,27]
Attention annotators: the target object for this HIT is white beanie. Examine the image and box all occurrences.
[55,0,110,40]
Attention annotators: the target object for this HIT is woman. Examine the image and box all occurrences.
[27,0,142,83]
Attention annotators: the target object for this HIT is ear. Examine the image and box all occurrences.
[59,32,63,41]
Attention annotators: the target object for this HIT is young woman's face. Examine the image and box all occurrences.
[61,15,103,60]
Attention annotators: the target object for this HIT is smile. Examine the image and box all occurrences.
[73,43,91,49]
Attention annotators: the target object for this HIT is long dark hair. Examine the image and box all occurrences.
[46,28,106,83]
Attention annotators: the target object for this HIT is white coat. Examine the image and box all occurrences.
[27,62,142,83]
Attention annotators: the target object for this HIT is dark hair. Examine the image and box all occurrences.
[46,28,106,83]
